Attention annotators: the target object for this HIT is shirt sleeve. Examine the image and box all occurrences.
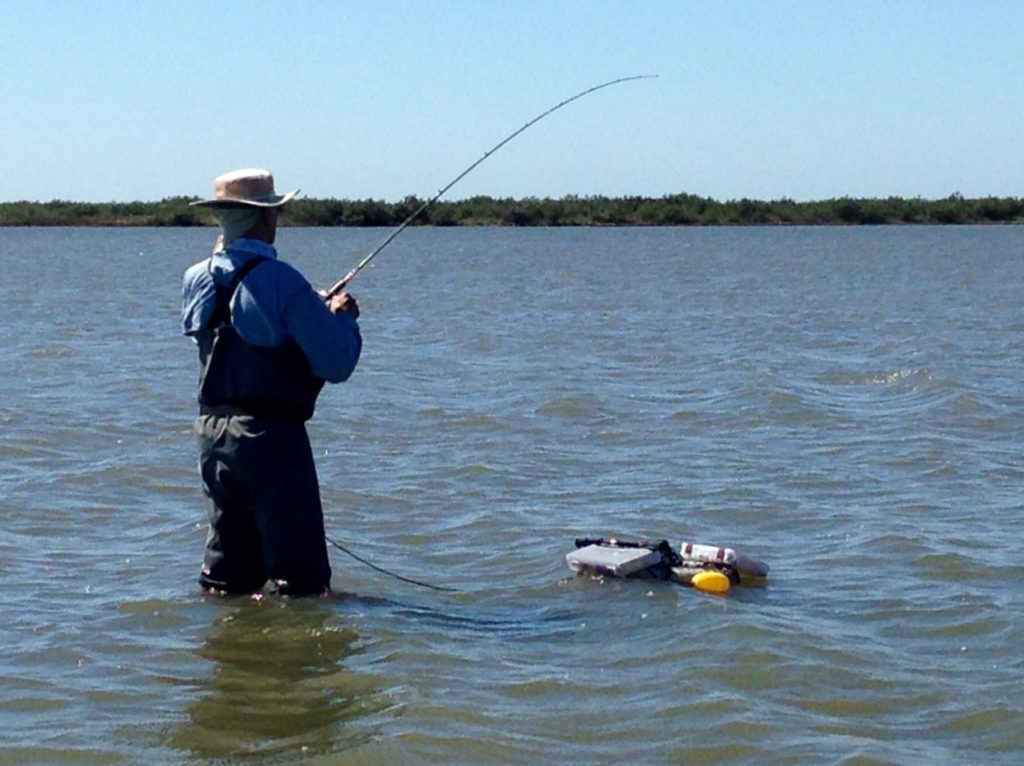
[181,261,217,336]
[282,286,363,383]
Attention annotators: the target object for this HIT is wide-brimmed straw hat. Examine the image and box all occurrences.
[190,168,299,208]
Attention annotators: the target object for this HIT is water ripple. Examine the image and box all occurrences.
[2,227,1024,764]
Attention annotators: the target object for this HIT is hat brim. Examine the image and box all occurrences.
[190,189,299,208]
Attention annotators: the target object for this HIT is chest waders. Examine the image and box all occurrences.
[193,257,332,597]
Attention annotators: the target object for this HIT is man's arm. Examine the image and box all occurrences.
[284,287,362,383]
[181,261,217,337]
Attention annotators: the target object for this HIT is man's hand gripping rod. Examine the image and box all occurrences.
[324,74,657,298]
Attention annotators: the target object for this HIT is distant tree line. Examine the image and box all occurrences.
[0,197,206,226]
[1,192,1022,227]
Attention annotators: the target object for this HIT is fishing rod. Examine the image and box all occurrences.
[324,74,658,297]
[321,75,657,592]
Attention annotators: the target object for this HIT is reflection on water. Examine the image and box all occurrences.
[170,598,384,762]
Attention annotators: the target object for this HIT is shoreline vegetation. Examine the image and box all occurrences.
[0,193,1022,227]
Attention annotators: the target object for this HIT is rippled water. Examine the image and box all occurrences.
[1,225,1022,764]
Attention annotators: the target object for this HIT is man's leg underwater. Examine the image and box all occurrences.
[248,419,332,597]
[195,415,267,593]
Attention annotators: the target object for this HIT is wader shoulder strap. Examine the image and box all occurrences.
[207,256,270,329]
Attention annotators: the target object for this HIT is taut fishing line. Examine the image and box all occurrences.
[325,535,458,592]
[325,74,658,297]
[325,75,658,592]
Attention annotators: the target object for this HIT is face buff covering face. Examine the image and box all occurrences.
[212,207,261,251]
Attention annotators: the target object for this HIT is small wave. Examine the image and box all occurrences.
[534,394,605,419]
[927,705,1022,737]
[28,345,74,358]
[863,368,931,386]
[454,463,496,476]
[789,367,963,421]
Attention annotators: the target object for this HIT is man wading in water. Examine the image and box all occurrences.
[182,168,362,597]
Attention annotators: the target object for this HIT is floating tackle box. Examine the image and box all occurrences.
[565,543,664,577]
[567,537,768,593]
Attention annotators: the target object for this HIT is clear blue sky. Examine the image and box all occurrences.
[2,1,1021,203]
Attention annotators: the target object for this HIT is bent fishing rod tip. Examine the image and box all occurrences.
[325,73,661,295]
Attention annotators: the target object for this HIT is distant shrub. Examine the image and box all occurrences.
[1,193,1021,227]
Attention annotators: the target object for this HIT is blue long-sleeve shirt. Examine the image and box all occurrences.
[182,238,361,383]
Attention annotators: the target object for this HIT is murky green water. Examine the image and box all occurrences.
[1,225,1022,764]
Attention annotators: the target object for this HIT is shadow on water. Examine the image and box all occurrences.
[166,596,387,763]
[339,579,585,642]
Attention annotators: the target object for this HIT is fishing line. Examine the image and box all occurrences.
[325,534,459,592]
[325,73,658,297]
[322,75,657,592]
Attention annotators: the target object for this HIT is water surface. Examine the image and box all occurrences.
[1,225,1022,764]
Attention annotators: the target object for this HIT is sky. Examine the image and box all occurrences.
[2,1,1022,203]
